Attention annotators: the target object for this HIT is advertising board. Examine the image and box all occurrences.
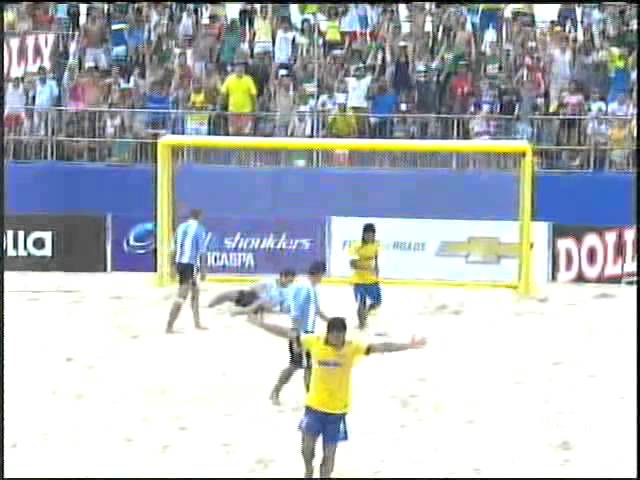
[113,216,326,274]
[4,215,106,272]
[553,225,637,283]
[328,217,551,284]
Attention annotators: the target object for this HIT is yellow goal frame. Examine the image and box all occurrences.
[156,136,535,296]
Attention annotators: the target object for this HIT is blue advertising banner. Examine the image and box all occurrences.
[112,215,326,274]
[112,215,156,272]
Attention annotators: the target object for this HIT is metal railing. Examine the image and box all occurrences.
[4,106,637,172]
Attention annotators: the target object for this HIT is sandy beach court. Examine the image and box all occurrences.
[3,273,637,478]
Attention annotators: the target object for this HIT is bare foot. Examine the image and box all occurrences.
[195,325,208,331]
[270,392,281,406]
[166,329,180,334]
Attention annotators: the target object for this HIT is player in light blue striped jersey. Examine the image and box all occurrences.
[166,209,209,334]
[270,261,330,406]
[216,269,297,317]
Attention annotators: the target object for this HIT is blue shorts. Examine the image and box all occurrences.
[478,10,501,36]
[299,407,348,444]
[354,284,382,307]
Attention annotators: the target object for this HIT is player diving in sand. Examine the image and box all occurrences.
[207,269,297,317]
[245,314,426,478]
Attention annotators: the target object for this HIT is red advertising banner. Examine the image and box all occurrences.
[553,225,637,283]
[4,33,57,80]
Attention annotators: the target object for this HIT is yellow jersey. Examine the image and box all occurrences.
[328,112,357,138]
[325,19,341,43]
[254,17,272,43]
[188,91,209,124]
[349,241,380,285]
[220,74,257,113]
[302,335,369,414]
[480,4,505,11]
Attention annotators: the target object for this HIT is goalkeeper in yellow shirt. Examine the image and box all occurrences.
[349,223,381,330]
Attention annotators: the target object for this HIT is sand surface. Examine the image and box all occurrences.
[3,273,637,478]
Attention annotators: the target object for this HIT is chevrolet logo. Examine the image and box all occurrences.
[436,237,520,265]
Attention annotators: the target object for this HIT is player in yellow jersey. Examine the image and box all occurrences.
[349,223,381,330]
[245,315,426,478]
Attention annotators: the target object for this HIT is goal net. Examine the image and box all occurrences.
[156,136,535,296]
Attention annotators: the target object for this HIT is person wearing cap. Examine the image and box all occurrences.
[269,261,330,406]
[245,312,426,478]
[349,223,382,330]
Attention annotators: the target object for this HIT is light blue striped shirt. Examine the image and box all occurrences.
[289,278,319,334]
[175,219,208,267]
[257,278,290,312]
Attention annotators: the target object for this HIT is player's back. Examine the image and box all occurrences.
[257,277,288,309]
[175,219,207,265]
[288,278,318,333]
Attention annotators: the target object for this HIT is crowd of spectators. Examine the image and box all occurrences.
[4,2,638,169]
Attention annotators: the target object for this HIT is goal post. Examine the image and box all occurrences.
[156,136,535,296]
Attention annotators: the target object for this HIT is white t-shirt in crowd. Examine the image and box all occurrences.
[550,48,572,81]
[608,101,635,117]
[274,30,296,65]
[5,84,26,114]
[346,75,372,109]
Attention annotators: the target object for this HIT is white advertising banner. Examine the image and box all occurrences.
[328,217,550,284]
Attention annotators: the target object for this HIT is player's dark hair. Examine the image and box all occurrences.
[327,317,347,333]
[362,223,376,242]
[308,261,326,276]
[190,209,203,220]
[280,268,296,278]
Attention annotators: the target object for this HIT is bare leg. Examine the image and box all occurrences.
[303,366,312,393]
[230,298,273,316]
[357,301,367,330]
[207,290,241,308]
[166,284,190,333]
[302,432,319,478]
[367,303,380,315]
[270,365,297,405]
[320,442,338,478]
[191,285,207,330]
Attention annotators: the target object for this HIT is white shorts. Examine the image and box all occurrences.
[85,47,108,70]
[186,121,208,136]
[254,41,273,55]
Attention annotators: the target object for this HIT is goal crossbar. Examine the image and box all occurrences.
[156,136,535,296]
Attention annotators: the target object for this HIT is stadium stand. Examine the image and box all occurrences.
[4,3,637,170]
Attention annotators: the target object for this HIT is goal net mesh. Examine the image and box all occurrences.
[157,138,533,294]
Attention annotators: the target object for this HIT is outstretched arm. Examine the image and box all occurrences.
[367,336,427,354]
[246,314,295,340]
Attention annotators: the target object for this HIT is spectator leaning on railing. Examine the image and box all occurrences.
[32,66,60,136]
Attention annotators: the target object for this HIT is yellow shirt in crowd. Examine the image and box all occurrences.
[302,335,369,414]
[220,74,257,113]
[480,4,505,11]
[349,241,380,285]
[328,111,357,137]
[188,90,209,124]
[254,17,272,43]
